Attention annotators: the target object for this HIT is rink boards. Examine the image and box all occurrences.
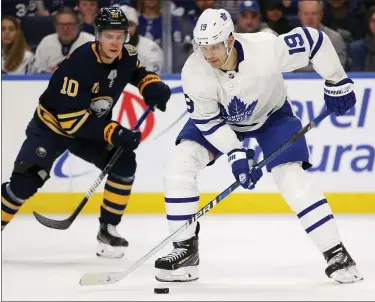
[2,73,374,214]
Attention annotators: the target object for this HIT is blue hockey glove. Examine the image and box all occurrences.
[324,78,356,116]
[228,148,263,190]
[142,81,171,112]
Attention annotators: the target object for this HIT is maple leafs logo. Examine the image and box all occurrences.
[220,96,258,124]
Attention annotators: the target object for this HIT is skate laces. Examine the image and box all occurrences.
[162,248,188,262]
[328,249,345,266]
[106,224,121,238]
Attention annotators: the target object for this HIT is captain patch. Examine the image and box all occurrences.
[125,44,137,56]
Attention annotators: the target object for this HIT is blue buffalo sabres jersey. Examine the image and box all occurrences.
[35,42,159,143]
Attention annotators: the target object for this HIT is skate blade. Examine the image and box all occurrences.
[330,266,364,284]
[155,266,199,282]
[96,241,125,259]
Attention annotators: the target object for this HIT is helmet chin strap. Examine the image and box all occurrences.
[220,39,235,69]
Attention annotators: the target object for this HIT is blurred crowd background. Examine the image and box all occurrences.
[2,0,375,75]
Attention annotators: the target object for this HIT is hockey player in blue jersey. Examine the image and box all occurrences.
[1,7,171,258]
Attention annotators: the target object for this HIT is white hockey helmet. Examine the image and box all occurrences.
[193,8,234,46]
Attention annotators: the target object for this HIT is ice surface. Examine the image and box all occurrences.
[2,214,375,301]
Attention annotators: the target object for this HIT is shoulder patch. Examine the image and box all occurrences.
[124,44,138,56]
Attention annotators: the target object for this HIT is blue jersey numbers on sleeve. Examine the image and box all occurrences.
[284,33,305,55]
[184,94,194,113]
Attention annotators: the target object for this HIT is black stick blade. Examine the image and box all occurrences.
[32,211,72,230]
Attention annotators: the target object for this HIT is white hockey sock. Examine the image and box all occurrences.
[272,162,341,253]
[163,141,210,242]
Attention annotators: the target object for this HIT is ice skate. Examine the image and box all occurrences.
[323,243,364,284]
[155,223,200,282]
[96,222,128,258]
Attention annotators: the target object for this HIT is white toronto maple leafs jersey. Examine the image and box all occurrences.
[181,27,347,154]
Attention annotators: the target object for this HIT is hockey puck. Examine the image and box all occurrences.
[154,287,169,294]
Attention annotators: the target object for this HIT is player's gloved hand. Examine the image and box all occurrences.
[228,148,263,190]
[109,124,141,151]
[142,81,171,112]
[324,78,356,116]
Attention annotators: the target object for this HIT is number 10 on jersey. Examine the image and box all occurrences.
[60,77,79,97]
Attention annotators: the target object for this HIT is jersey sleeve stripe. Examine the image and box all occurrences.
[301,27,314,53]
[191,112,222,124]
[36,105,72,138]
[65,112,90,135]
[38,104,59,124]
[310,30,323,60]
[200,120,226,135]
[60,119,78,129]
[57,109,88,120]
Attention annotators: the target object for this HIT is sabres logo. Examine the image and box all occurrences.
[90,96,113,118]
[36,146,47,157]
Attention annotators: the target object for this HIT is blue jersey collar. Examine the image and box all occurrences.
[234,39,244,72]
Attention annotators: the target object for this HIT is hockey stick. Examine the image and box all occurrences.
[79,109,330,286]
[32,107,153,230]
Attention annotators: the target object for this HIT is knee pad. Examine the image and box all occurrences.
[110,151,137,178]
[9,162,50,200]
[164,140,211,196]
[271,162,324,213]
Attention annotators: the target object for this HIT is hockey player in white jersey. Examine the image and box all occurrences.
[154,8,362,284]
